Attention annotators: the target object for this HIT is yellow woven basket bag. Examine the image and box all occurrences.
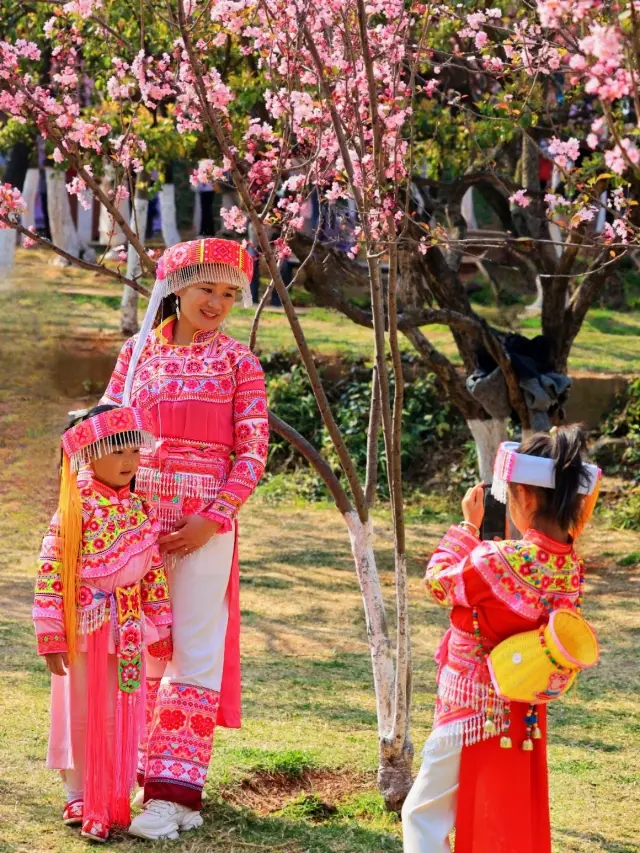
[488,609,599,704]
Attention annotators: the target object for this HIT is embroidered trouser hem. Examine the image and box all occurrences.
[401,732,461,853]
[143,682,220,810]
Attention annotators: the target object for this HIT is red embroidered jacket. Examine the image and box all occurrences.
[101,317,269,533]
[33,475,171,657]
[424,525,583,745]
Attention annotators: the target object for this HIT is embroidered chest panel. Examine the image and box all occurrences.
[131,334,262,407]
[79,484,158,579]
[475,540,582,619]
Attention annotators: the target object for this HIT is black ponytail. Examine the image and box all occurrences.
[516,425,590,531]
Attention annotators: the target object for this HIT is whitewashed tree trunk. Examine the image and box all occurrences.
[46,167,81,265]
[344,512,395,735]
[0,229,17,269]
[344,512,413,812]
[76,194,96,262]
[193,191,202,236]
[467,418,508,482]
[99,172,128,252]
[160,183,181,247]
[121,194,149,335]
[461,187,477,229]
[525,274,544,315]
[20,168,39,241]
[595,189,607,234]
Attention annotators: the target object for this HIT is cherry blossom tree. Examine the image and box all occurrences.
[1,0,639,809]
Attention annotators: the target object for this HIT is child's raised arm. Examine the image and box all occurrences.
[425,483,486,608]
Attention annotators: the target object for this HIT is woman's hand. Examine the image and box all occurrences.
[159,515,222,557]
[45,652,69,676]
[462,483,485,529]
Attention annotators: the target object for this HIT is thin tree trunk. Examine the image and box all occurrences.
[461,187,477,229]
[20,168,39,241]
[160,183,181,248]
[467,418,508,482]
[365,364,381,507]
[99,169,128,252]
[45,167,81,266]
[76,192,95,262]
[121,189,149,335]
[344,512,395,734]
[0,229,17,269]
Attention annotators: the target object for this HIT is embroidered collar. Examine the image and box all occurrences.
[522,528,574,555]
[155,315,221,346]
[79,473,131,502]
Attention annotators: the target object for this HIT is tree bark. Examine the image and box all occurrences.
[467,418,508,482]
[45,167,81,266]
[20,168,39,241]
[121,189,149,335]
[0,229,17,269]
[344,512,395,736]
[160,183,181,248]
[98,168,128,252]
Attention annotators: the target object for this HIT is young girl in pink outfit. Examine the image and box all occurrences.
[34,405,172,842]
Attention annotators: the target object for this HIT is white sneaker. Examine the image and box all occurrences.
[128,799,203,840]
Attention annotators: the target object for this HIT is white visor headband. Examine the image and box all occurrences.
[491,441,601,504]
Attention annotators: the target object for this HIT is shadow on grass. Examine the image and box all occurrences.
[586,314,640,337]
[556,828,639,853]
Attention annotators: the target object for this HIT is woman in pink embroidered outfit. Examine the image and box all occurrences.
[33,405,172,842]
[100,237,269,840]
[402,426,601,853]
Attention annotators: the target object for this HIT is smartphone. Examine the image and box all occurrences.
[480,484,507,541]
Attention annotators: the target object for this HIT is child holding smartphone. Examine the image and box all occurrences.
[402,426,600,853]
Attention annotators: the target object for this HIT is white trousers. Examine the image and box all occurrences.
[402,733,462,853]
[146,528,235,689]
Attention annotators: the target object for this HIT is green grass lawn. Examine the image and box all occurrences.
[9,248,640,374]
[0,251,639,853]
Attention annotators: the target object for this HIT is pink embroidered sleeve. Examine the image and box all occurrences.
[200,351,269,529]
[33,515,68,655]
[424,525,480,608]
[100,337,135,406]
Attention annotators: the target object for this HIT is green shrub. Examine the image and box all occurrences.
[263,353,472,500]
[602,378,640,480]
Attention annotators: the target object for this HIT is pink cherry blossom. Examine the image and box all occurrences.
[220,205,248,233]
[510,189,531,208]
[0,184,27,225]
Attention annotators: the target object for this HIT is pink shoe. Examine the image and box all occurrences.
[80,818,109,843]
[62,799,84,827]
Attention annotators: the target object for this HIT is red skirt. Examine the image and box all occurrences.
[455,705,551,853]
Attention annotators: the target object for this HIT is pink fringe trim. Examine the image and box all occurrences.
[112,660,146,826]
[83,622,111,827]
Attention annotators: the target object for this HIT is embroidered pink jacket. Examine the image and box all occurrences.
[101,317,269,533]
[33,475,171,657]
[424,525,583,745]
